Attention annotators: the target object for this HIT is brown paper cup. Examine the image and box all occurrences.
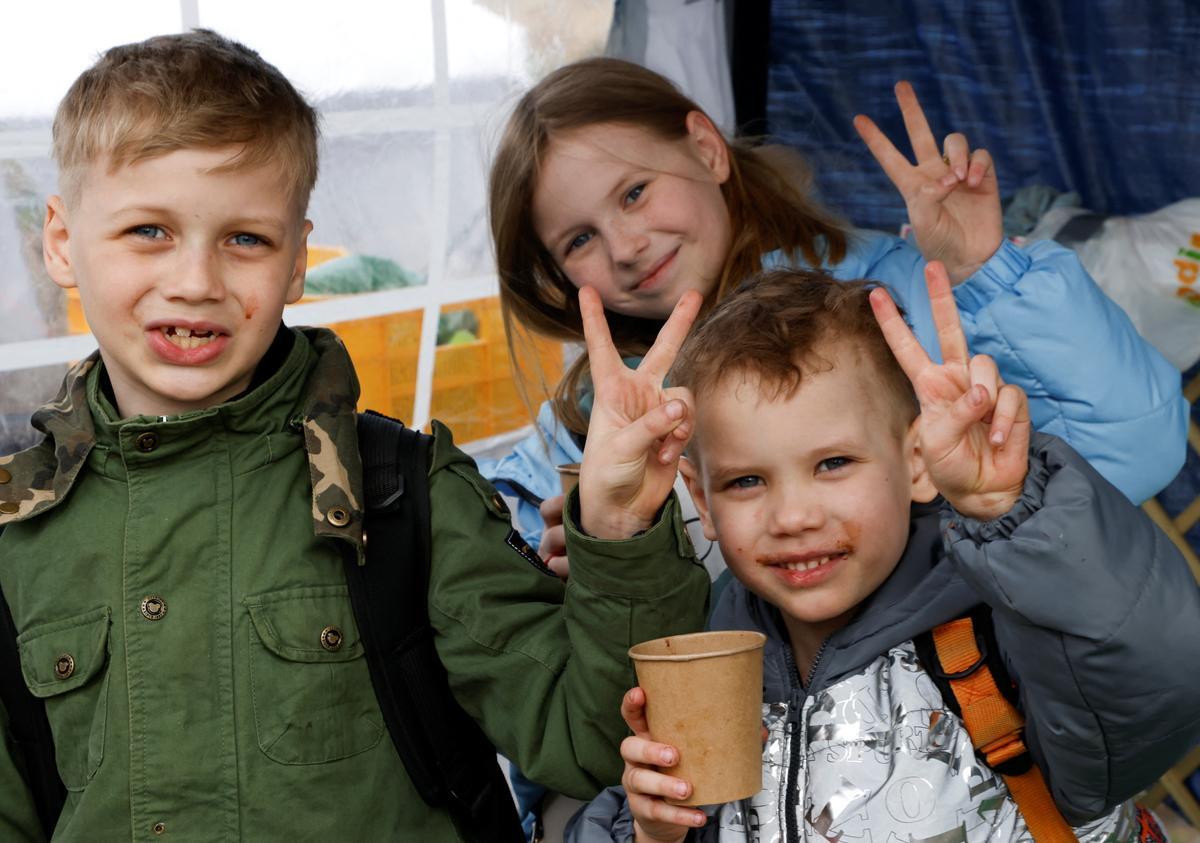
[556,463,581,494]
[628,630,766,806]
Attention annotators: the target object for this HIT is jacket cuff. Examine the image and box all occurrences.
[563,486,699,599]
[563,785,640,842]
[951,239,1032,315]
[942,432,1061,544]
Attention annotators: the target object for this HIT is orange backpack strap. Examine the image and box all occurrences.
[930,616,1078,843]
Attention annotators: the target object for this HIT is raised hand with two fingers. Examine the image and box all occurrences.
[869,261,1030,521]
[577,286,702,540]
[854,81,1003,284]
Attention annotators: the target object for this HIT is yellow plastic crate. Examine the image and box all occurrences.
[306,244,348,268]
[352,296,562,442]
[64,288,88,336]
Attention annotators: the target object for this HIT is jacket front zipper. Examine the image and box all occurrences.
[782,637,830,842]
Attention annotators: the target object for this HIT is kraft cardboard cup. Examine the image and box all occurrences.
[628,630,766,806]
[556,463,581,495]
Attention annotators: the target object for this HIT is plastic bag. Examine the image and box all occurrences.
[303,254,422,295]
[1029,199,1200,371]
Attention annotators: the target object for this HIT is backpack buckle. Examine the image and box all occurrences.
[930,623,989,681]
[982,730,1033,775]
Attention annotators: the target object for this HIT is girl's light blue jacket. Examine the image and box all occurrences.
[478,232,1188,550]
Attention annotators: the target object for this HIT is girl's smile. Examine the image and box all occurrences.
[633,246,679,293]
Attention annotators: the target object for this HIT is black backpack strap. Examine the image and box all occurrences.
[0,526,67,838]
[349,411,522,843]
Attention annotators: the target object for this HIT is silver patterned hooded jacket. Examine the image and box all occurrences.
[568,434,1200,843]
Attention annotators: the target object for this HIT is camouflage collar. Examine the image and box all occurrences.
[0,356,98,525]
[293,327,366,564]
[2,328,367,565]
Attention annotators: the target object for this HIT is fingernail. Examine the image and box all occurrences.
[991,430,1005,445]
[666,401,683,419]
[661,749,676,765]
[970,386,985,406]
[940,173,957,187]
[675,782,689,797]
[693,814,707,827]
[955,167,966,180]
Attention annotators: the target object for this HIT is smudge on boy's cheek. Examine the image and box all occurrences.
[841,522,860,551]
[244,296,258,320]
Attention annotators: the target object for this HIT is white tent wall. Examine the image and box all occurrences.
[0,0,613,454]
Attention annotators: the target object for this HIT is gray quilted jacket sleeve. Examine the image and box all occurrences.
[564,786,638,843]
[945,431,1200,825]
[565,786,718,843]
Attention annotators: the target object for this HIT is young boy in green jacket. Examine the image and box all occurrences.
[0,30,709,840]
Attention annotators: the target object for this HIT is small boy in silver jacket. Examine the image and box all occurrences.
[569,265,1199,843]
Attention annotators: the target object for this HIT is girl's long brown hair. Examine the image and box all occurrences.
[490,57,848,434]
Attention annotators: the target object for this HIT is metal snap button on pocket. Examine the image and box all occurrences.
[320,625,343,651]
[54,653,75,679]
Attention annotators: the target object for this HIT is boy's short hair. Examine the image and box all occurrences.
[53,29,319,210]
[670,269,919,434]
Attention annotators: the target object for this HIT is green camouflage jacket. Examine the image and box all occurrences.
[0,327,709,841]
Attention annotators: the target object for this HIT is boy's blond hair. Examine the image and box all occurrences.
[53,29,319,210]
[670,269,919,437]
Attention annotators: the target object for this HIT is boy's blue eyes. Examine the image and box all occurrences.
[623,183,645,205]
[127,227,265,248]
[725,458,850,489]
[817,457,851,473]
[729,475,763,489]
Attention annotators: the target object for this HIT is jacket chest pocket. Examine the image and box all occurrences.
[243,585,384,765]
[17,607,112,791]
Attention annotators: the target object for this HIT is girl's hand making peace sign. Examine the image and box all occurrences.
[870,262,1030,521]
[855,82,1003,285]
[577,287,702,540]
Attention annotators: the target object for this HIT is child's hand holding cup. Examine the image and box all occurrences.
[621,630,766,838]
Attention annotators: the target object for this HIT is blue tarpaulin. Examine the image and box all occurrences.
[766,1,1200,232]
[767,0,1200,539]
